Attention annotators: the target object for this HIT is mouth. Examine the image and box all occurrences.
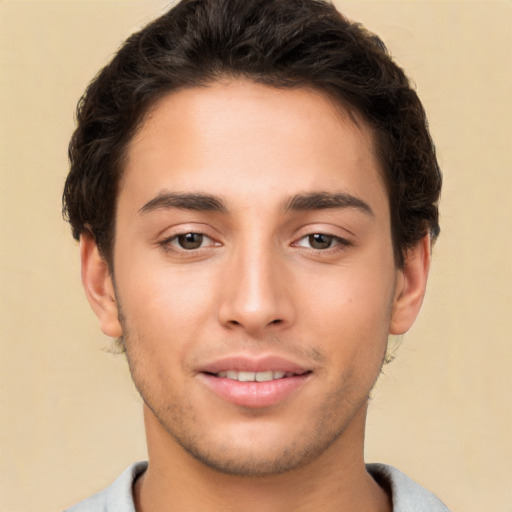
[207,370,308,382]
[197,356,313,408]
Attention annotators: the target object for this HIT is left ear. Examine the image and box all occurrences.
[390,235,431,335]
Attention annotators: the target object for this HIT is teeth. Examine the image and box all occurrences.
[238,371,256,382]
[255,371,273,382]
[216,370,288,382]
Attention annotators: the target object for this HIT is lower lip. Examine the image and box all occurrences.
[198,373,311,408]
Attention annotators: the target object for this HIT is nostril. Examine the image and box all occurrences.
[226,318,282,328]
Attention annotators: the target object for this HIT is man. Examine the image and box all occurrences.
[62,0,448,510]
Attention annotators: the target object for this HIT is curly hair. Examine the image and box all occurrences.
[63,0,441,268]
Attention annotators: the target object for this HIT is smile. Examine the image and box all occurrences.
[198,358,312,408]
[215,370,294,382]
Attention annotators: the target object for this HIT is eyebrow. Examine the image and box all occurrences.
[284,192,374,216]
[139,191,374,217]
[139,192,228,215]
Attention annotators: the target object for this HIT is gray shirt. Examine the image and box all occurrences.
[64,461,451,512]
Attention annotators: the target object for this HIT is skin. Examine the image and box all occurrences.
[81,81,430,512]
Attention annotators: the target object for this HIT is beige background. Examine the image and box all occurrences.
[0,1,510,511]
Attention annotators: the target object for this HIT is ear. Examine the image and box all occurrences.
[80,232,123,338]
[389,235,431,335]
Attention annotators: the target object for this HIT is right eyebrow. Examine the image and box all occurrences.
[138,192,228,215]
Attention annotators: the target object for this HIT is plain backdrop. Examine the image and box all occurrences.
[0,1,511,511]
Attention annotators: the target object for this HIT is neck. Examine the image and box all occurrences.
[134,405,391,512]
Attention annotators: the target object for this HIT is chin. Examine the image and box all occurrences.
[154,403,359,478]
[177,438,325,477]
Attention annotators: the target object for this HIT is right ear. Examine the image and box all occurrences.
[80,232,122,338]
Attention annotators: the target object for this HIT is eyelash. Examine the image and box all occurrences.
[159,231,218,254]
[293,233,352,252]
[159,230,351,256]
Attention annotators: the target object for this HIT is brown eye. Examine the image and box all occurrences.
[177,233,204,250]
[308,233,334,249]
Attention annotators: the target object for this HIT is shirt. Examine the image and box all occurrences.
[64,460,451,511]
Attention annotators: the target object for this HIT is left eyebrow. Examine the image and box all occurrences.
[139,192,228,215]
[283,192,374,216]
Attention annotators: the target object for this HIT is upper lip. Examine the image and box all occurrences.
[198,354,312,375]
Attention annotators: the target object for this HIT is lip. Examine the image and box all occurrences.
[199,355,310,374]
[196,355,313,408]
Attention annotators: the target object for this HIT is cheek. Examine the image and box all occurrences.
[117,266,217,399]
[300,261,395,360]
[115,260,217,350]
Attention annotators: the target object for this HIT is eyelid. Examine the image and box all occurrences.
[158,227,222,254]
[293,233,351,250]
[292,222,354,241]
[168,232,214,247]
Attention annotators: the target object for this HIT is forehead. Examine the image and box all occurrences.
[121,81,387,216]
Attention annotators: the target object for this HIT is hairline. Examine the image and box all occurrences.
[104,77,395,268]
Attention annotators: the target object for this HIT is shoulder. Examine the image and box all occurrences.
[63,461,148,512]
[64,460,449,512]
[366,463,451,512]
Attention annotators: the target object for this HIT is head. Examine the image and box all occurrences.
[63,0,441,479]
[63,0,441,270]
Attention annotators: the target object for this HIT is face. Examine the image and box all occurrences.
[83,81,427,476]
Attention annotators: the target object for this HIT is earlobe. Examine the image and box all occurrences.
[80,232,123,338]
[389,235,431,335]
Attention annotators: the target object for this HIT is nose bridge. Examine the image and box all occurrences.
[218,232,293,333]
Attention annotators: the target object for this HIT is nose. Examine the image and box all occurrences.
[217,243,295,336]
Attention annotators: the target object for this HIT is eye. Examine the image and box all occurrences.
[307,233,334,250]
[164,232,213,251]
[177,233,206,249]
[295,233,349,250]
